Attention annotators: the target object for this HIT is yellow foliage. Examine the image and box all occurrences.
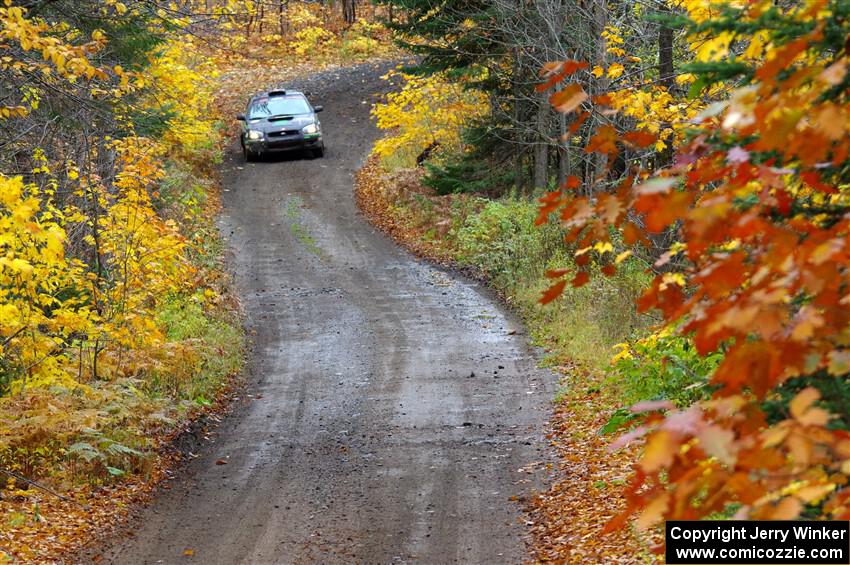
[285,2,321,30]
[291,25,336,56]
[144,37,219,150]
[0,11,220,397]
[372,71,488,164]
[0,174,94,389]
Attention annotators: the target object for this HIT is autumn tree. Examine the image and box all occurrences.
[540,0,850,543]
[377,0,695,197]
[1,0,219,444]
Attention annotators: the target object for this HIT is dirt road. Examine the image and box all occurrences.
[102,62,553,564]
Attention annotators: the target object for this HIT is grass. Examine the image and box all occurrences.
[155,294,243,404]
[285,196,325,257]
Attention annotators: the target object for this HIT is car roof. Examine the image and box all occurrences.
[249,90,306,102]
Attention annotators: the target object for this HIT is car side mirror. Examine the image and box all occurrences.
[314,106,324,113]
[236,114,246,121]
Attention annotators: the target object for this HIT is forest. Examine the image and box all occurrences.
[1,0,849,562]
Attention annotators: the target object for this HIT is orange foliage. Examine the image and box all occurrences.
[539,0,850,543]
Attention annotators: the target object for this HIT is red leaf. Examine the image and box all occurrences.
[540,279,567,304]
[563,175,581,190]
[636,191,693,233]
[571,271,590,287]
[536,60,589,91]
[585,125,619,155]
[623,130,656,148]
[801,171,838,194]
[602,508,634,534]
[568,110,590,133]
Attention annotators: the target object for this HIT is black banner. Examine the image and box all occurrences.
[666,521,850,564]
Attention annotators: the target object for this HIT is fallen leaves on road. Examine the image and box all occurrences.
[525,364,660,563]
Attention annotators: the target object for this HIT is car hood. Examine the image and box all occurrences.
[247,115,315,132]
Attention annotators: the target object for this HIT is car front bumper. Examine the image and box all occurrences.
[246,133,323,153]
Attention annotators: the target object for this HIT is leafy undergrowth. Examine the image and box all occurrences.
[0,155,245,563]
[1,389,238,562]
[355,155,657,562]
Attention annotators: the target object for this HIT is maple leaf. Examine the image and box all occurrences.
[536,60,589,92]
[635,493,669,531]
[622,130,656,148]
[540,280,567,305]
[549,84,588,114]
[571,271,589,287]
[768,497,802,520]
[696,424,737,466]
[640,430,678,473]
[815,104,846,141]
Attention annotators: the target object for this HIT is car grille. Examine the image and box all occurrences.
[267,129,299,138]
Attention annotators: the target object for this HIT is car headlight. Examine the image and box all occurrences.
[246,130,263,140]
[302,123,319,135]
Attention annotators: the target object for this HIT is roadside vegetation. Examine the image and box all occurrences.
[362,0,850,560]
[0,1,395,560]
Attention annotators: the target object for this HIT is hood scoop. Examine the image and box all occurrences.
[268,115,295,122]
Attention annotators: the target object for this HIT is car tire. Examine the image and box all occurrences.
[312,146,325,159]
[244,145,257,162]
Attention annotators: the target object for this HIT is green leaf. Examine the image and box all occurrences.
[599,408,638,435]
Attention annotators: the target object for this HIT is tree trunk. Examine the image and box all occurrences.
[657,6,676,167]
[658,8,675,89]
[558,111,570,188]
[512,48,525,194]
[343,0,356,25]
[279,0,287,36]
[258,2,264,34]
[533,91,550,191]
[587,0,608,196]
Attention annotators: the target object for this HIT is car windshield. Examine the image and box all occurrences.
[248,96,311,119]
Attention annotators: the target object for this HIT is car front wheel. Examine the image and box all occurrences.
[243,144,259,162]
[312,145,325,159]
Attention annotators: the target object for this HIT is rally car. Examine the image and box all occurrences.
[237,90,324,161]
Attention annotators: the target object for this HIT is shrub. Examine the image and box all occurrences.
[611,329,722,407]
[453,199,557,283]
[291,26,336,57]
